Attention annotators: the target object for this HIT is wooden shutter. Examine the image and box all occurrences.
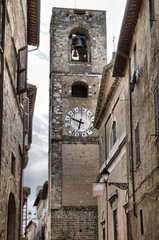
[24,97,29,133]
[17,46,27,94]
[135,123,140,167]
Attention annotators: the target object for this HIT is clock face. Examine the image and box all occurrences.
[64,107,94,137]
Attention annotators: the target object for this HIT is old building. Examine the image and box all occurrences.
[26,181,49,240]
[0,0,40,239]
[49,7,107,240]
[94,54,128,240]
[113,0,159,239]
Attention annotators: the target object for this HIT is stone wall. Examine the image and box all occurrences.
[51,207,98,240]
[124,0,159,239]
[0,1,27,239]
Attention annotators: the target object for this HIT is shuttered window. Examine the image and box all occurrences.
[149,0,155,27]
[24,97,29,133]
[113,209,118,240]
[135,123,140,167]
[17,46,27,94]
[154,86,159,136]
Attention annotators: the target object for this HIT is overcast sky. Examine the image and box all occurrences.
[24,0,127,215]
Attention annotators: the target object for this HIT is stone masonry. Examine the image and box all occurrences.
[49,7,107,240]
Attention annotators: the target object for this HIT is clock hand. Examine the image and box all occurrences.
[71,117,84,124]
[78,119,84,130]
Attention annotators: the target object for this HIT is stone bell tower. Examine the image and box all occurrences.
[49,7,107,240]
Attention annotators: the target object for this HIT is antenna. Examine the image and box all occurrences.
[113,35,115,52]
[75,0,76,9]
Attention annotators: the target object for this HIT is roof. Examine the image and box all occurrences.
[27,0,40,47]
[113,0,143,77]
[33,181,48,206]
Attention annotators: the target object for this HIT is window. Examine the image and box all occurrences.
[154,86,159,136]
[140,209,144,235]
[0,0,5,49]
[135,123,140,167]
[111,121,117,147]
[11,153,16,177]
[17,46,28,94]
[24,97,29,148]
[113,209,118,240]
[72,82,88,98]
[149,0,155,27]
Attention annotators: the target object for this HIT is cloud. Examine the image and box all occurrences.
[24,116,48,212]
[35,49,49,61]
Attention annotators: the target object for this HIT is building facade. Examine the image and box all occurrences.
[113,0,159,239]
[0,1,40,239]
[49,7,107,240]
[94,55,128,240]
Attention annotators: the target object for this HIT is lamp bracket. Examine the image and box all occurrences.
[108,182,128,190]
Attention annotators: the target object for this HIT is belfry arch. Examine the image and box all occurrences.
[68,27,91,62]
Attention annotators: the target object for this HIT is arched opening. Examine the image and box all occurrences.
[69,28,90,62]
[72,82,88,98]
[7,193,16,240]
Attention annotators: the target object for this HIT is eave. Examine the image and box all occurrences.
[27,0,40,47]
[113,0,143,77]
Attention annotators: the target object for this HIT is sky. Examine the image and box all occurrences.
[24,0,127,215]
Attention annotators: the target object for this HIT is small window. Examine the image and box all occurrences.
[11,153,16,177]
[135,123,140,167]
[140,209,144,235]
[72,82,88,98]
[111,121,117,147]
[0,0,5,49]
[113,209,118,240]
[149,0,155,27]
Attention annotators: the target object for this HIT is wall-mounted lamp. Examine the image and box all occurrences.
[101,170,128,190]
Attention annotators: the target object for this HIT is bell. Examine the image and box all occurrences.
[75,38,83,48]
[73,50,78,57]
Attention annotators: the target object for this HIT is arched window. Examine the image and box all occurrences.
[7,193,16,240]
[69,28,90,62]
[111,121,117,147]
[72,82,88,98]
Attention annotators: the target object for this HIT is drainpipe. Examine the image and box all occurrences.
[0,0,6,168]
[128,58,136,217]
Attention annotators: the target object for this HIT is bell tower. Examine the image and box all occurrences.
[49,7,107,240]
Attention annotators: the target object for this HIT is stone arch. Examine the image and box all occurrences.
[71,81,88,98]
[68,27,91,62]
[7,193,16,240]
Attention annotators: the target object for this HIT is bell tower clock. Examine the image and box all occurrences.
[49,7,107,240]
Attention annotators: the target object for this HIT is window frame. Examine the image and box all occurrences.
[17,46,28,95]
